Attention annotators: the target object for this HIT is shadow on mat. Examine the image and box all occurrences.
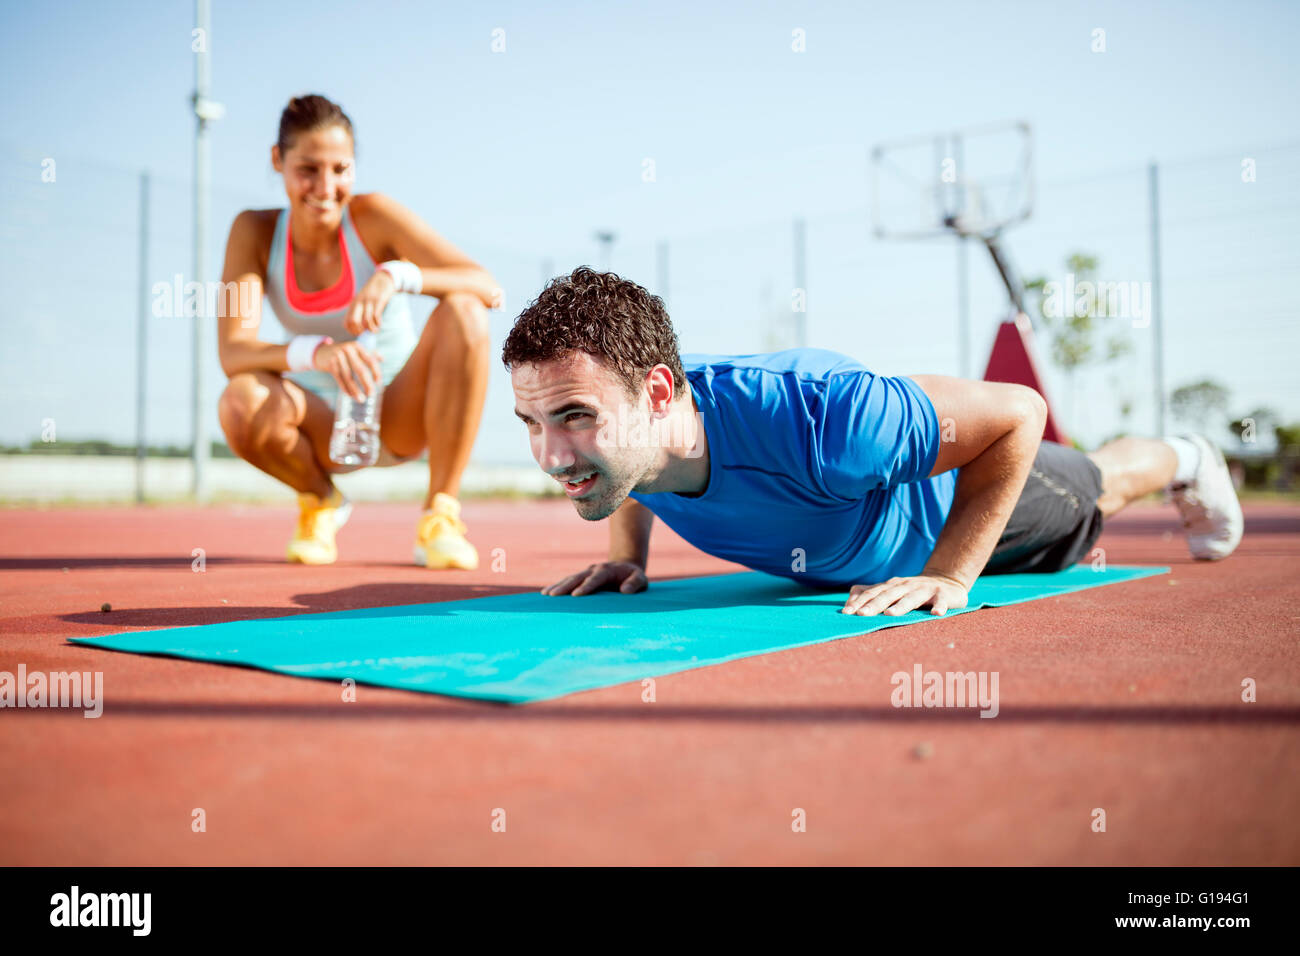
[21,699,1300,724]
[266,575,843,620]
[58,581,538,628]
[56,573,823,630]
[0,556,284,571]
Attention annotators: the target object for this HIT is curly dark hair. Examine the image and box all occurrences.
[502,267,687,398]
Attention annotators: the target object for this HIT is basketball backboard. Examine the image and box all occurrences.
[871,121,1034,239]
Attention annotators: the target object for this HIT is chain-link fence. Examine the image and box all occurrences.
[2,139,1297,496]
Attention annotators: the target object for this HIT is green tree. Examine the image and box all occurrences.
[1024,253,1133,430]
[1229,406,1279,446]
[1275,422,1300,451]
[1170,380,1231,433]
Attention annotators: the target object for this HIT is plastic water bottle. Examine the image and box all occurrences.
[328,331,383,466]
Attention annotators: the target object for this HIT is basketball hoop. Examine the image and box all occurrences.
[871,121,1033,242]
[871,122,1066,442]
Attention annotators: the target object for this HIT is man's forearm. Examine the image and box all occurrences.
[609,498,654,567]
[922,414,1044,589]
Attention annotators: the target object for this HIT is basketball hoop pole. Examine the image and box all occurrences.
[975,232,1026,317]
[872,121,1065,440]
[942,210,1027,319]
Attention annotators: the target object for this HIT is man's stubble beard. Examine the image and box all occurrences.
[572,445,657,522]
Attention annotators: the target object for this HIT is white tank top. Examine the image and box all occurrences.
[263,204,417,395]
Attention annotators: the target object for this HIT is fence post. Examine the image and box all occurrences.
[1149,161,1166,437]
[956,235,970,378]
[136,170,150,504]
[792,217,807,347]
[655,240,669,308]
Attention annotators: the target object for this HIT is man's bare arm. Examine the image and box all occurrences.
[910,375,1047,588]
[843,375,1046,615]
[541,498,655,596]
[608,497,655,567]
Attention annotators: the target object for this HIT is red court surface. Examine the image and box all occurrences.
[2,498,1298,865]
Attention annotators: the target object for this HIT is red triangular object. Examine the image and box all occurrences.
[982,314,1069,445]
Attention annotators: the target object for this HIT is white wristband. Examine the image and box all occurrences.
[286,334,332,372]
[378,260,422,295]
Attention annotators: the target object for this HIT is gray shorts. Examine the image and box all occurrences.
[983,441,1106,575]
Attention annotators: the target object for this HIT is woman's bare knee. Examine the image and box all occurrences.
[219,372,296,458]
[219,374,266,455]
[430,292,490,347]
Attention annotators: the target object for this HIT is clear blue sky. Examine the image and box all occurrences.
[2,0,1297,461]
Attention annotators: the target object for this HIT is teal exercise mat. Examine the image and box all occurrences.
[70,565,1167,704]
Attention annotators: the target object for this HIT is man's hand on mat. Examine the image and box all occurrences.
[841,573,969,617]
[543,561,648,596]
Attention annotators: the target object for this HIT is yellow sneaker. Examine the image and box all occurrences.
[286,488,352,565]
[413,492,479,570]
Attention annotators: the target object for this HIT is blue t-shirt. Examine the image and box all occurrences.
[628,349,958,588]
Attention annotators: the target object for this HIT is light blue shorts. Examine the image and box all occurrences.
[284,326,420,469]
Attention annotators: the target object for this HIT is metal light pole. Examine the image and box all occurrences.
[594,231,616,271]
[655,240,669,307]
[191,0,224,502]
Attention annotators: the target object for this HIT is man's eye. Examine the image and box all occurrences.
[564,412,589,423]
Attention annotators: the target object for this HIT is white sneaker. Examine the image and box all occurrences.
[1168,434,1243,560]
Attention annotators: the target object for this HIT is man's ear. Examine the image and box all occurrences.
[644,364,675,416]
